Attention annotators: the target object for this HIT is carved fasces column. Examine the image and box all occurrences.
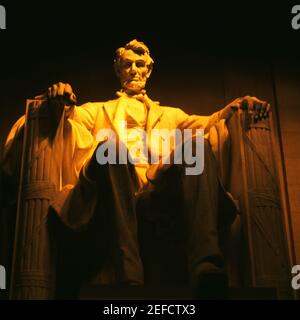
[10,100,61,299]
[227,108,295,299]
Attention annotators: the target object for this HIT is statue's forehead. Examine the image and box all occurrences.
[121,49,147,62]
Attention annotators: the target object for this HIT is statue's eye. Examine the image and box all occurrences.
[136,61,145,67]
[123,61,132,68]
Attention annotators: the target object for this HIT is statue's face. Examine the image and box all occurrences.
[118,49,151,94]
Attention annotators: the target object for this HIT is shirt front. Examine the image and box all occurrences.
[122,96,150,189]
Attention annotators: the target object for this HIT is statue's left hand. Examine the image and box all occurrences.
[226,96,271,122]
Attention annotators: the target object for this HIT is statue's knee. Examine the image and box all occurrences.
[177,136,207,176]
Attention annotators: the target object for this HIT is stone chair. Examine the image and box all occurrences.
[0,99,295,299]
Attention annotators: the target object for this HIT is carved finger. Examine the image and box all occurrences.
[263,104,271,118]
[57,82,65,96]
[247,98,254,111]
[259,104,265,119]
[254,103,263,119]
[261,102,267,115]
[241,99,248,110]
[64,83,73,95]
[260,111,264,119]
[52,84,58,98]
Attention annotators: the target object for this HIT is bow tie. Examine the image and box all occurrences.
[116,90,159,108]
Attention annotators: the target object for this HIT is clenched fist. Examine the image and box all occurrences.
[35,82,77,121]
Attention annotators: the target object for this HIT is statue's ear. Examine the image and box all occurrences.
[146,65,153,79]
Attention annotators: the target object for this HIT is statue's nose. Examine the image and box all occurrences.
[130,63,137,74]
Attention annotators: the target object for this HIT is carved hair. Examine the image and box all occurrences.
[114,39,154,76]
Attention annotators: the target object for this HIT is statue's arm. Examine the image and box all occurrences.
[176,96,270,133]
[2,83,94,172]
[175,107,211,132]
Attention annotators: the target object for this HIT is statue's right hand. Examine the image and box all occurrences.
[35,82,77,121]
[35,82,77,106]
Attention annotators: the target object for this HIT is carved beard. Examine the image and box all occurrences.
[122,79,146,93]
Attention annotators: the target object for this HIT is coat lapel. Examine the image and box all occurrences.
[102,97,127,139]
[144,97,164,162]
[145,97,164,135]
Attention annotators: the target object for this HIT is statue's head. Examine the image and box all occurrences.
[114,39,154,95]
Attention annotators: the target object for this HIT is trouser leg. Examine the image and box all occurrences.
[148,139,228,286]
[84,141,144,285]
[180,139,224,282]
